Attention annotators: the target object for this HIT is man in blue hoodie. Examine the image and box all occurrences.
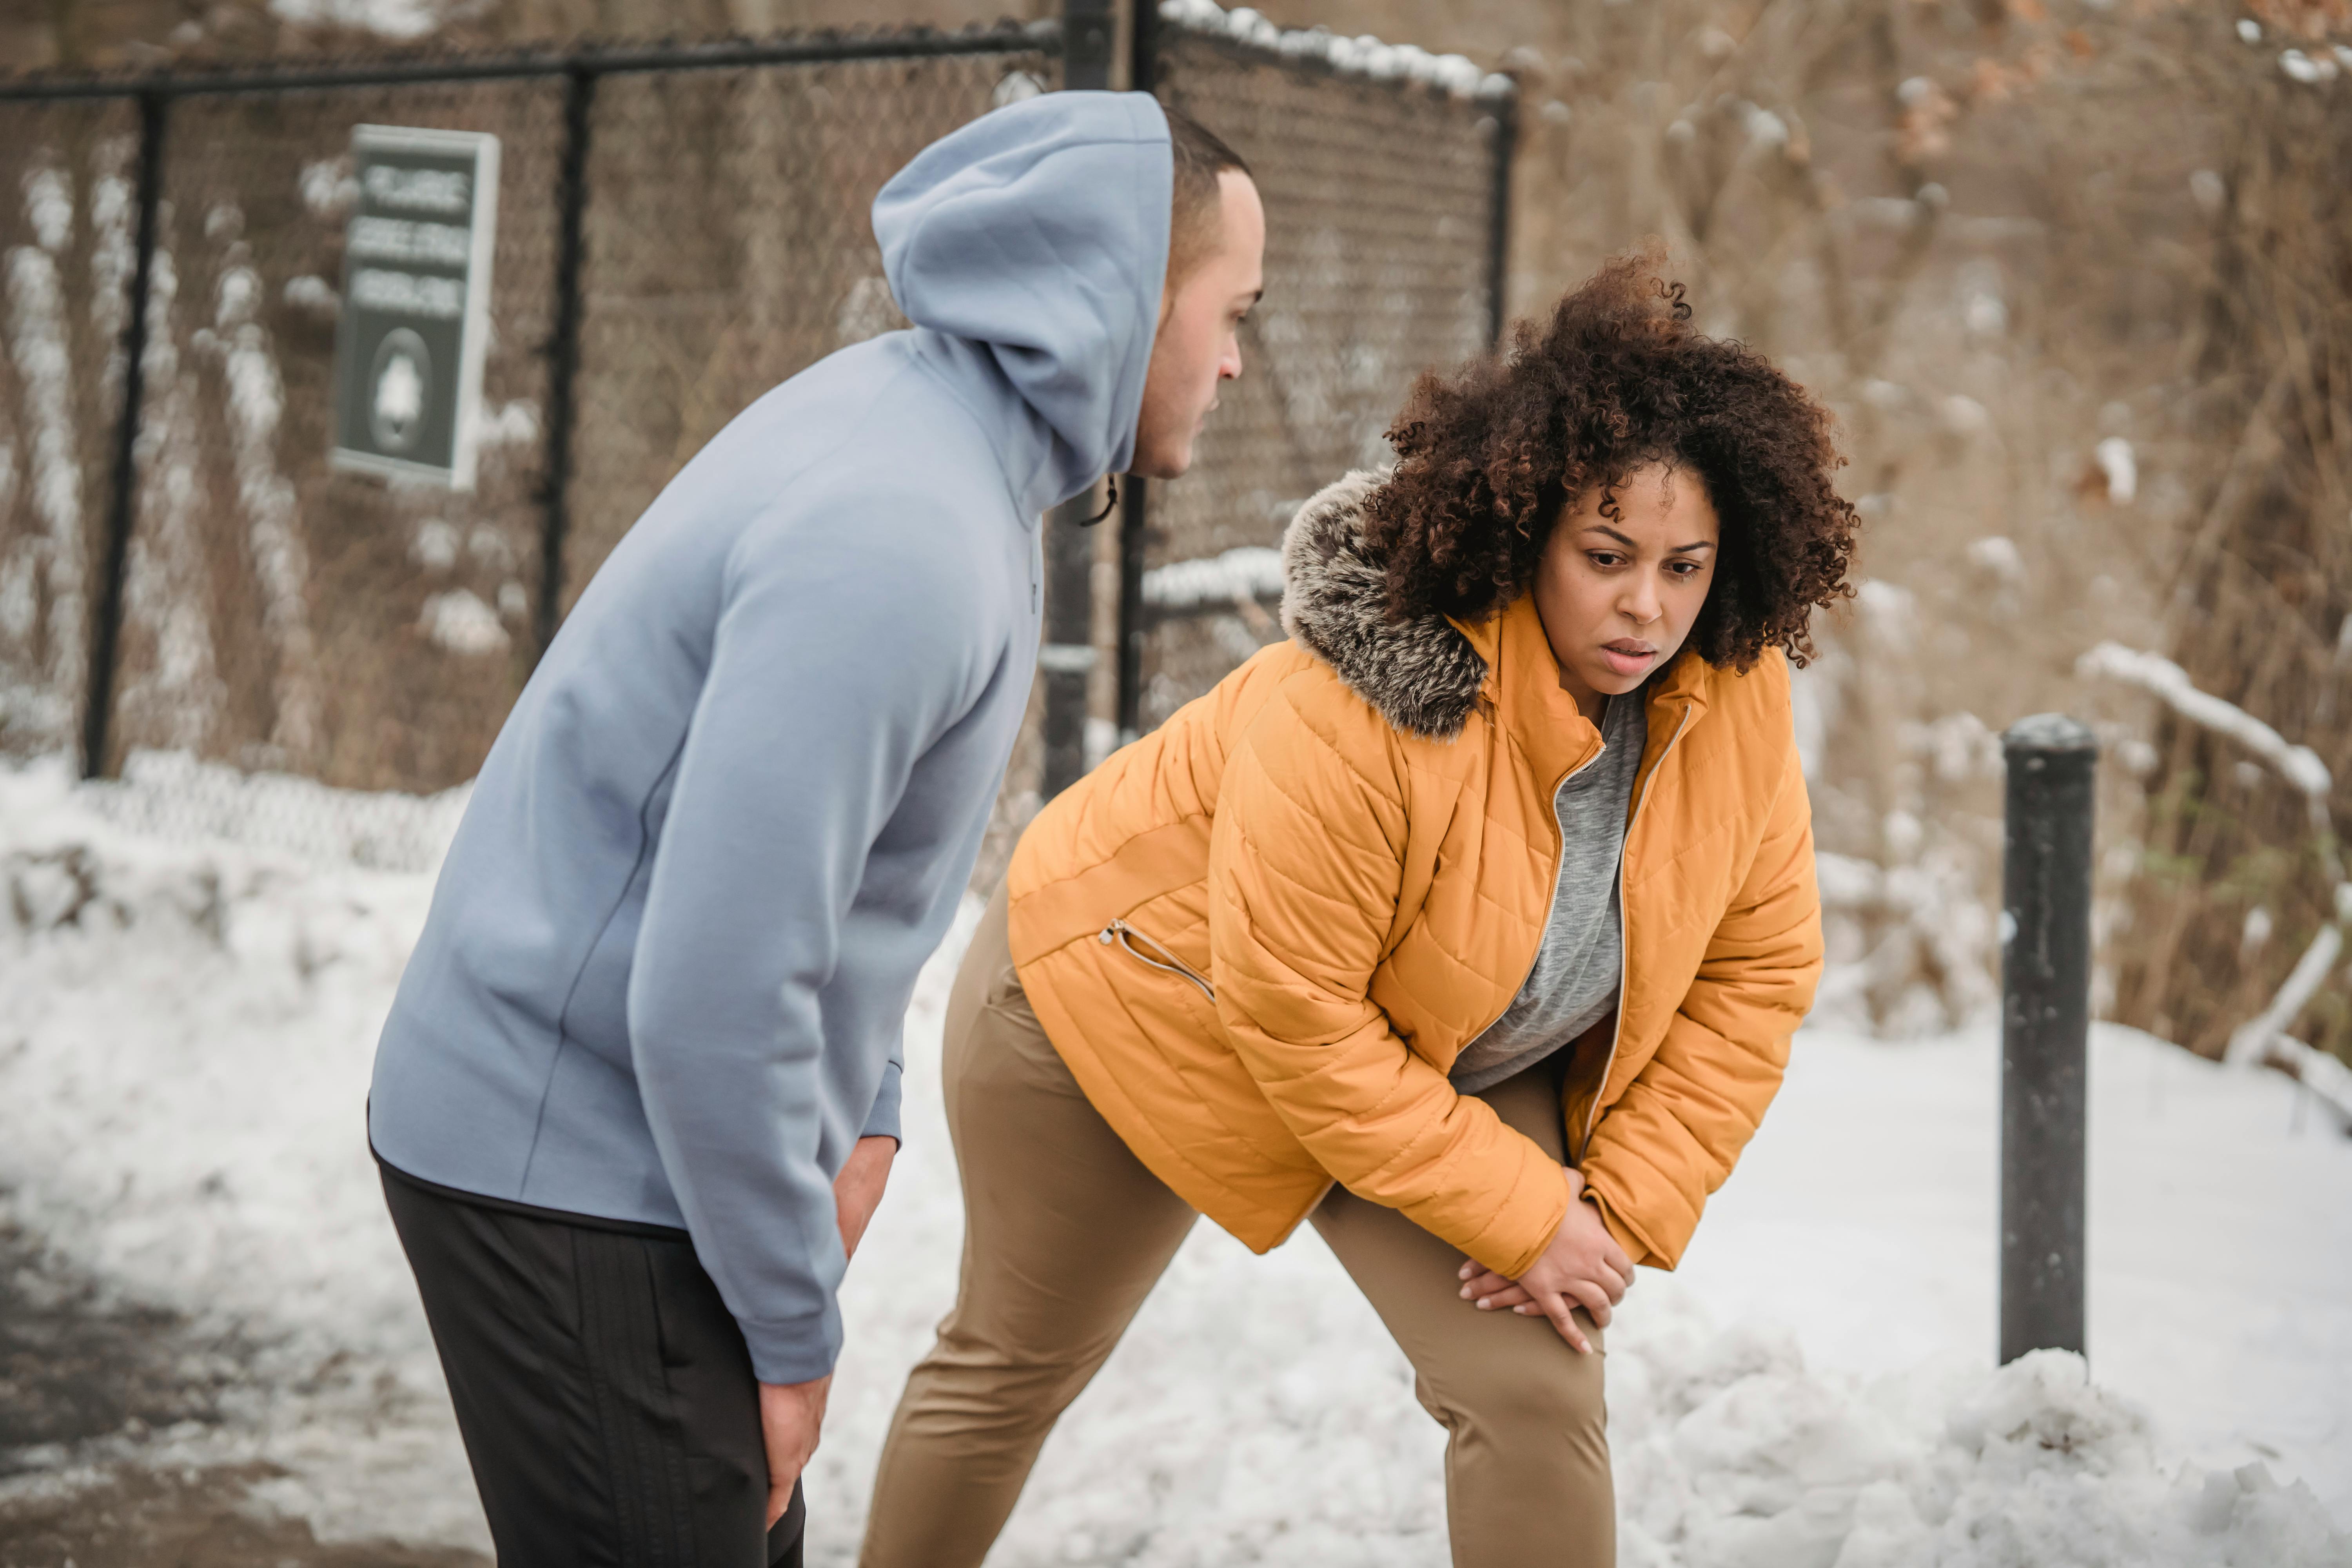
[368,91,1263,1564]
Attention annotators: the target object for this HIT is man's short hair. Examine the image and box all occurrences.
[1165,103,1252,287]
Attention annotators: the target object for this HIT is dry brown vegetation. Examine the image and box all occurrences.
[7,0,2352,1073]
[1450,0,2350,1066]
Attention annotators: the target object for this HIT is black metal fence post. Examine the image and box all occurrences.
[535,61,595,659]
[2000,713,2098,1365]
[1113,0,1158,747]
[1040,487,1101,797]
[1114,473,1149,744]
[1040,0,1116,798]
[1484,79,1516,348]
[80,88,168,780]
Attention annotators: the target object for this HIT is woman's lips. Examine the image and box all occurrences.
[1600,642,1655,676]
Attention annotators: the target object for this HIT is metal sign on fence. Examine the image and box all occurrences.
[331,125,501,490]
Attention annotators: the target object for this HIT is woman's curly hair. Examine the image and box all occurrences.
[1361,251,1859,670]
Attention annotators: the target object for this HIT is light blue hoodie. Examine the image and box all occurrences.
[368,91,1172,1384]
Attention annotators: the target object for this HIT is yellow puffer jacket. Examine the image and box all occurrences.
[1007,471,1822,1280]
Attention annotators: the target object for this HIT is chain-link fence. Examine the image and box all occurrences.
[1122,9,1513,735]
[0,5,1511,837]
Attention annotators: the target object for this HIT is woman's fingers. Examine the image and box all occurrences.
[1524,1280,1610,1331]
[1561,1276,1613,1328]
[1458,1268,1513,1301]
[1472,1283,1532,1310]
[1528,1290,1592,1354]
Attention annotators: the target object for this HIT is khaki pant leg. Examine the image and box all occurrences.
[1309,1060,1613,1568]
[859,885,1200,1568]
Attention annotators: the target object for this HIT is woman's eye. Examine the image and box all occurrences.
[1588,553,1622,569]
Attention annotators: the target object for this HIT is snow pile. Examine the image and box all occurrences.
[1156,0,1514,101]
[0,751,479,1546]
[2,752,2348,1564]
[1610,1333,2342,1566]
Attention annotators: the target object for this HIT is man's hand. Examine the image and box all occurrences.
[834,1133,896,1262]
[1454,1167,1632,1354]
[751,1137,893,1527]
[759,1374,830,1529]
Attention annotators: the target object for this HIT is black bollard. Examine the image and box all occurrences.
[1999,714,2098,1365]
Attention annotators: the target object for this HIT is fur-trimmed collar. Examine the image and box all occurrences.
[1278,469,1488,741]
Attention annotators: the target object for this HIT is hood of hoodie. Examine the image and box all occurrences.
[873,90,1172,517]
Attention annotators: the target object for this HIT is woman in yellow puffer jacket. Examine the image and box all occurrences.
[860,255,1861,1568]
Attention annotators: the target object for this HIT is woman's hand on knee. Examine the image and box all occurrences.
[1454,1168,1631,1352]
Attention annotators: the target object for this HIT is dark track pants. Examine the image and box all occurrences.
[381,1165,806,1568]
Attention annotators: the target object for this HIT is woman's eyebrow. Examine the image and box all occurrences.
[1580,524,1716,554]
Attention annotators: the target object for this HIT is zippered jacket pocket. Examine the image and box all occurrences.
[1099,918,1216,1003]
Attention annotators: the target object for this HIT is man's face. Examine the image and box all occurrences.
[1129,171,1265,480]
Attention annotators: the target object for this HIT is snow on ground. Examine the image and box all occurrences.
[2,751,2348,1566]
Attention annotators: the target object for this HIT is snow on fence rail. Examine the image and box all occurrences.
[1140,546,1285,614]
[1156,0,1514,100]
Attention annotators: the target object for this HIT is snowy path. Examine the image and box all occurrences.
[2,754,2347,1565]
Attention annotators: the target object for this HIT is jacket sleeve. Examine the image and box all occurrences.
[1579,738,1822,1269]
[627,501,983,1385]
[1206,684,1570,1279]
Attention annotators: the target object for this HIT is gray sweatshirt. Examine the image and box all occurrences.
[1450,692,1646,1094]
[367,91,1174,1384]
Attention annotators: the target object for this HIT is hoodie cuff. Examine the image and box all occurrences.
[859,1060,903,1145]
[740,1301,845,1387]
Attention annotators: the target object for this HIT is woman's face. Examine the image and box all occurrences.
[1531,463,1720,718]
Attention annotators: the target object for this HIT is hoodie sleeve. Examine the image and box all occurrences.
[626,497,986,1385]
[860,1060,904,1144]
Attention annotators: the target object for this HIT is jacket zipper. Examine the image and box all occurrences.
[1101,918,1216,1003]
[1580,699,1696,1153]
[1103,916,1333,1227]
